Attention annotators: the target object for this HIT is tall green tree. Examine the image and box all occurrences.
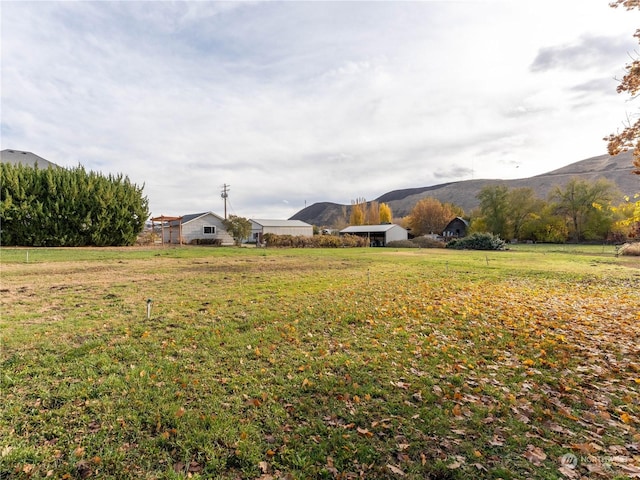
[477,185,510,238]
[550,178,617,242]
[508,187,544,241]
[519,205,568,243]
[222,215,252,246]
[1,163,148,246]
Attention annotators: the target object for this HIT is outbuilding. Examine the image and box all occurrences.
[250,219,313,243]
[154,212,234,245]
[443,217,469,239]
[339,224,408,247]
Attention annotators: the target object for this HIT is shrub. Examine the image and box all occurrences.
[262,233,367,248]
[446,232,506,250]
[189,238,222,246]
[618,242,640,256]
[386,240,417,248]
[136,230,156,246]
[411,236,446,248]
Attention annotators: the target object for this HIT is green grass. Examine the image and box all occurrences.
[1,245,639,479]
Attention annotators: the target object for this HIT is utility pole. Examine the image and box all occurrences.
[221,184,230,219]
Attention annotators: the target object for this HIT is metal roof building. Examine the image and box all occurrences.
[250,219,313,242]
[339,224,408,247]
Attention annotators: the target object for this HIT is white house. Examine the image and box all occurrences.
[157,212,234,245]
[250,219,313,243]
[339,224,408,247]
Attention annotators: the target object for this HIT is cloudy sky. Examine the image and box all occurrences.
[1,1,638,219]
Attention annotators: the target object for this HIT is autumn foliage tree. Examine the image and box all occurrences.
[366,201,380,225]
[349,198,392,225]
[605,0,640,175]
[349,198,366,225]
[406,197,462,236]
[379,202,392,223]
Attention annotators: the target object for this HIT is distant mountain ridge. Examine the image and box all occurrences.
[290,151,639,227]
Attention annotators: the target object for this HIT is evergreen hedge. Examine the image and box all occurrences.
[0,163,149,246]
[445,232,506,250]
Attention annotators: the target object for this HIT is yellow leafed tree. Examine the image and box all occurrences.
[407,197,461,236]
[379,203,392,223]
[366,201,380,225]
[350,198,366,225]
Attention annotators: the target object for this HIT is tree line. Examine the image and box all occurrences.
[399,178,639,243]
[0,163,149,246]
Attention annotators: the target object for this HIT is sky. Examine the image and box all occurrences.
[1,1,638,219]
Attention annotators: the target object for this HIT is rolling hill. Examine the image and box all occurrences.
[290,151,639,227]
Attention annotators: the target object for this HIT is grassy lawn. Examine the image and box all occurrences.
[1,245,639,479]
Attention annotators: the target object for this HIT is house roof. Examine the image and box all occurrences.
[167,212,224,226]
[251,219,312,228]
[340,224,405,234]
[0,149,59,168]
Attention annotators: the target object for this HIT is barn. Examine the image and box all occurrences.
[443,217,469,239]
[250,219,313,243]
[154,212,234,245]
[339,224,408,247]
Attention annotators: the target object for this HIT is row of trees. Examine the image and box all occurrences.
[347,199,392,226]
[473,179,638,242]
[0,163,149,246]
[401,178,639,243]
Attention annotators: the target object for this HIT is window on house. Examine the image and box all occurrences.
[203,226,216,235]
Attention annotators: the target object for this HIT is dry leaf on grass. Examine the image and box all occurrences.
[524,445,547,466]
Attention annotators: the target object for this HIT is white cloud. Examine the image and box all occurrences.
[2,1,638,219]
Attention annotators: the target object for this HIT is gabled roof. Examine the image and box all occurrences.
[168,212,224,226]
[340,224,405,234]
[251,219,312,228]
[0,149,59,168]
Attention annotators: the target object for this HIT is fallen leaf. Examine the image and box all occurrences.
[524,445,547,466]
[558,466,579,479]
[618,464,640,477]
[386,464,405,476]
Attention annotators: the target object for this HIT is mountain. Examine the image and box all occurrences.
[290,151,639,227]
[0,149,59,168]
